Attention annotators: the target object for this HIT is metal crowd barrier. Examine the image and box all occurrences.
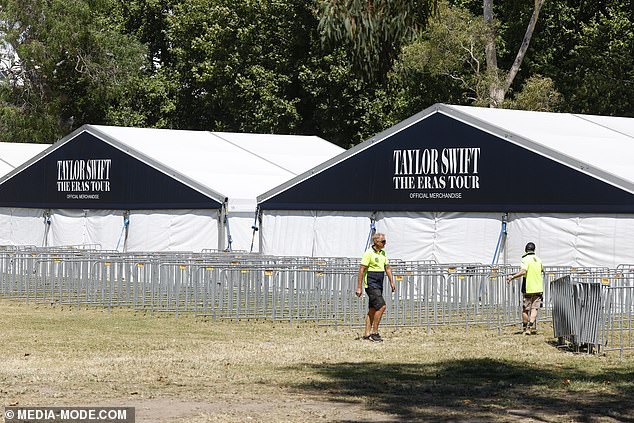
[1,246,632,352]
[551,271,634,355]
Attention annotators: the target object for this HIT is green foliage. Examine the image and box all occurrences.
[455,0,633,116]
[397,3,489,104]
[0,0,631,146]
[503,75,561,111]
[318,0,436,80]
[296,49,393,147]
[161,0,309,132]
[0,0,147,143]
[565,3,633,116]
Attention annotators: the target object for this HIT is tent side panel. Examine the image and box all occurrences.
[261,210,634,267]
[49,209,88,247]
[227,212,259,252]
[312,211,373,257]
[260,211,316,257]
[0,208,45,246]
[85,210,127,250]
[433,212,501,264]
[506,214,579,267]
[49,209,123,248]
[127,210,219,252]
[506,213,634,268]
[375,212,436,262]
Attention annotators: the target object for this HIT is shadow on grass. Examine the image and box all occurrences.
[287,358,634,422]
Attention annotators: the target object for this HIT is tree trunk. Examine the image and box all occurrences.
[504,0,545,93]
[483,0,504,106]
[483,0,546,107]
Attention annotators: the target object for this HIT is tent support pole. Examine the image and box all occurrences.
[249,205,260,253]
[491,212,508,266]
[218,200,228,252]
[42,209,52,247]
[364,211,377,251]
[224,211,233,252]
[115,210,130,252]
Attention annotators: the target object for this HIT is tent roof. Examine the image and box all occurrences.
[0,142,49,178]
[258,103,634,212]
[90,126,344,211]
[446,105,634,190]
[0,125,343,210]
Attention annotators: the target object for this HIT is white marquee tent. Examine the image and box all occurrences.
[0,142,50,247]
[0,125,343,251]
[0,142,49,177]
[257,104,634,267]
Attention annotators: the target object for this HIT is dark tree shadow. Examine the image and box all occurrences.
[286,358,634,422]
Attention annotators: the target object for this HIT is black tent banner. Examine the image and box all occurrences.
[260,113,634,212]
[0,131,223,210]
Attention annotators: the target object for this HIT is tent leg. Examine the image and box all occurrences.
[42,209,52,247]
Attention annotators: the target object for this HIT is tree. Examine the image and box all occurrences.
[565,2,633,116]
[528,0,633,116]
[317,0,436,80]
[482,0,546,107]
[396,3,489,104]
[0,0,147,143]
[395,1,560,111]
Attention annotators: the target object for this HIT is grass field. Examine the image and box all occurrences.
[1,299,633,422]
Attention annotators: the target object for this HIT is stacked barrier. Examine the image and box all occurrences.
[551,270,634,355]
[0,246,633,354]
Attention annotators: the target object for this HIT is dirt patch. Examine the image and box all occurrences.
[103,396,399,423]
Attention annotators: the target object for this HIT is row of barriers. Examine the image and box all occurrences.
[0,246,632,354]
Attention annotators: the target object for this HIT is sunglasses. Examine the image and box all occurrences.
[376,240,386,244]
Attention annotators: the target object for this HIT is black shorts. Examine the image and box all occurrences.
[366,287,386,310]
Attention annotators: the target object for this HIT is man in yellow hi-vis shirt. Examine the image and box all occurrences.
[507,242,544,335]
[356,232,396,342]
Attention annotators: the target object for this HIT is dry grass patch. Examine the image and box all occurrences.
[1,299,633,422]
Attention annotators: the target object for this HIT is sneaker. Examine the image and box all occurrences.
[362,335,372,341]
[370,333,383,342]
[524,323,534,335]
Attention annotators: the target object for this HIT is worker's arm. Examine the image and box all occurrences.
[385,265,396,292]
[356,265,367,297]
[506,269,526,284]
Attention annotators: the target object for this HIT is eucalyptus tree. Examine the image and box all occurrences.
[0,0,147,143]
[483,0,546,107]
[317,0,437,81]
[395,1,559,110]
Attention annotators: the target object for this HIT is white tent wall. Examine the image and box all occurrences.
[375,212,436,261]
[260,210,372,257]
[369,212,501,263]
[49,209,123,249]
[260,210,318,256]
[18,209,221,252]
[261,210,634,267]
[0,208,46,246]
[574,215,634,267]
[506,214,634,268]
[429,213,502,264]
[505,214,578,266]
[226,212,259,252]
[126,209,219,252]
[261,210,504,262]
[85,210,126,250]
[312,211,373,256]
